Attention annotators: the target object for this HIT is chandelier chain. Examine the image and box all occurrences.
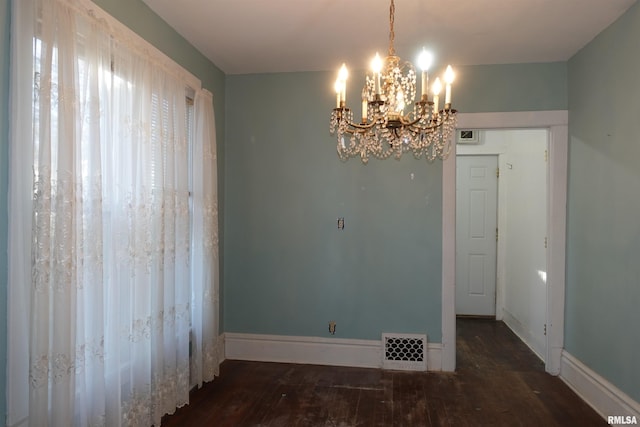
[388,0,395,56]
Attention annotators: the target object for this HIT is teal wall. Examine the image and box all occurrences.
[455,62,567,112]
[224,71,443,341]
[1,0,9,422]
[566,1,640,403]
[224,73,442,341]
[0,0,225,421]
[223,63,566,342]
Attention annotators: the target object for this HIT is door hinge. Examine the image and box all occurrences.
[544,237,548,248]
[496,167,500,178]
[544,150,548,162]
[496,228,499,242]
[544,324,547,336]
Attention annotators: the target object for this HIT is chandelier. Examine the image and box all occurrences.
[329,0,457,163]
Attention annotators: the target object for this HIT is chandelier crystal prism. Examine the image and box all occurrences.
[330,0,457,163]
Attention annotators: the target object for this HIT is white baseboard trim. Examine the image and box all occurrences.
[427,342,442,372]
[224,333,443,371]
[560,350,640,419]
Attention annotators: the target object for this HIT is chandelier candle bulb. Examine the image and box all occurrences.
[417,49,433,97]
[432,77,442,115]
[334,80,341,108]
[362,90,368,122]
[371,53,383,94]
[338,63,348,105]
[421,72,428,99]
[444,65,455,106]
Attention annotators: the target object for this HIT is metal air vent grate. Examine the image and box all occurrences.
[382,333,427,371]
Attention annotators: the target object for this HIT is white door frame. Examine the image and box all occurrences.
[441,110,568,375]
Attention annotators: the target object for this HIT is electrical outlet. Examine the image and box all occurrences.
[328,321,336,335]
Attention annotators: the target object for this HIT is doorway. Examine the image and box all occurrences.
[440,111,568,375]
[455,131,548,359]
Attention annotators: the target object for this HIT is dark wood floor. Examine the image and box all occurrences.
[162,319,606,426]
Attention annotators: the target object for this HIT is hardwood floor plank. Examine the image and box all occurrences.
[161,319,608,426]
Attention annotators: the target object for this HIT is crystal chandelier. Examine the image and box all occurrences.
[330,0,457,163]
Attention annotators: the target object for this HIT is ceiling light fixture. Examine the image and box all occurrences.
[330,0,457,163]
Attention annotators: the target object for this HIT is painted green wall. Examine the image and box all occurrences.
[224,71,443,341]
[455,62,567,112]
[223,63,566,342]
[566,1,640,402]
[1,0,9,421]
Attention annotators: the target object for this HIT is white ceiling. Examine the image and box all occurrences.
[141,0,637,75]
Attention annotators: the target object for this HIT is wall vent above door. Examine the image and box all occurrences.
[382,333,427,371]
[457,129,480,144]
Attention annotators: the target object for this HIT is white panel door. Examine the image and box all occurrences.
[528,146,548,359]
[456,155,498,316]
[502,135,549,358]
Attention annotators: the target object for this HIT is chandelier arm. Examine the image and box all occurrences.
[332,110,378,132]
[345,120,378,131]
[403,112,457,131]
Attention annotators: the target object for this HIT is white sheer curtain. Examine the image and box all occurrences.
[190,89,220,388]
[7,0,220,425]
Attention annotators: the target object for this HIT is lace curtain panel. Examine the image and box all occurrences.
[7,0,220,425]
